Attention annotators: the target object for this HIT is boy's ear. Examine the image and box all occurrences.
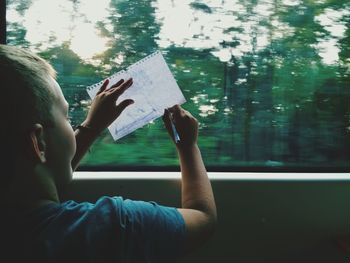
[28,124,47,163]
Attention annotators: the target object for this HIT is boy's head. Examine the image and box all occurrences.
[0,45,76,190]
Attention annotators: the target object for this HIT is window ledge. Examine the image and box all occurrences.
[73,171,350,181]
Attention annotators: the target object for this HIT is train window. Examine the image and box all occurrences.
[5,0,350,172]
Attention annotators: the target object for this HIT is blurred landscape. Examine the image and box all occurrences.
[7,0,350,171]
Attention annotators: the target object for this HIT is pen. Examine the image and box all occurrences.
[169,113,180,143]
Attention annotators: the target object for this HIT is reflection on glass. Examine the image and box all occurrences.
[6,0,350,170]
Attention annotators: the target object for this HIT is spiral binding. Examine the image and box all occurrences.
[86,50,162,93]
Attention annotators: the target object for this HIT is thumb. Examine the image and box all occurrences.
[116,99,134,115]
[162,109,174,139]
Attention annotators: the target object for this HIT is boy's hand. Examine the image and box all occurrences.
[162,105,198,149]
[82,78,134,134]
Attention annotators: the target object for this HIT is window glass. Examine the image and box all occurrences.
[6,0,350,171]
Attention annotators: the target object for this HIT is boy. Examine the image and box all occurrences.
[0,44,217,263]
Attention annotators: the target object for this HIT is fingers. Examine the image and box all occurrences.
[168,104,184,116]
[96,78,125,95]
[168,104,191,122]
[97,78,125,95]
[110,78,133,99]
[168,104,181,112]
[109,78,124,90]
[163,108,172,129]
[162,109,175,140]
[96,79,109,95]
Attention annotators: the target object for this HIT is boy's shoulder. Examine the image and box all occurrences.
[1,196,185,262]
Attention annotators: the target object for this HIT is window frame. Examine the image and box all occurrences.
[2,2,350,174]
[73,171,350,180]
[76,164,350,173]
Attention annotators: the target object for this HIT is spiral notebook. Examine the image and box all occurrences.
[86,51,186,141]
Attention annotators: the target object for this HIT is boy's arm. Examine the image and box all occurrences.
[72,125,99,171]
[177,144,217,253]
[163,106,217,254]
[72,78,134,171]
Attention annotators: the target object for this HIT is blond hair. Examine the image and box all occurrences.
[0,44,57,185]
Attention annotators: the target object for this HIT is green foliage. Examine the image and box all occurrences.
[7,0,350,170]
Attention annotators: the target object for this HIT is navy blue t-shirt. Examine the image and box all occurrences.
[1,196,185,263]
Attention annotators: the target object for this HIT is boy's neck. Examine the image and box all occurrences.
[3,165,60,207]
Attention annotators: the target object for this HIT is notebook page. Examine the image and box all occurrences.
[86,51,186,141]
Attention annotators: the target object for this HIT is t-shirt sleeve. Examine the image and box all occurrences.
[94,196,186,263]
